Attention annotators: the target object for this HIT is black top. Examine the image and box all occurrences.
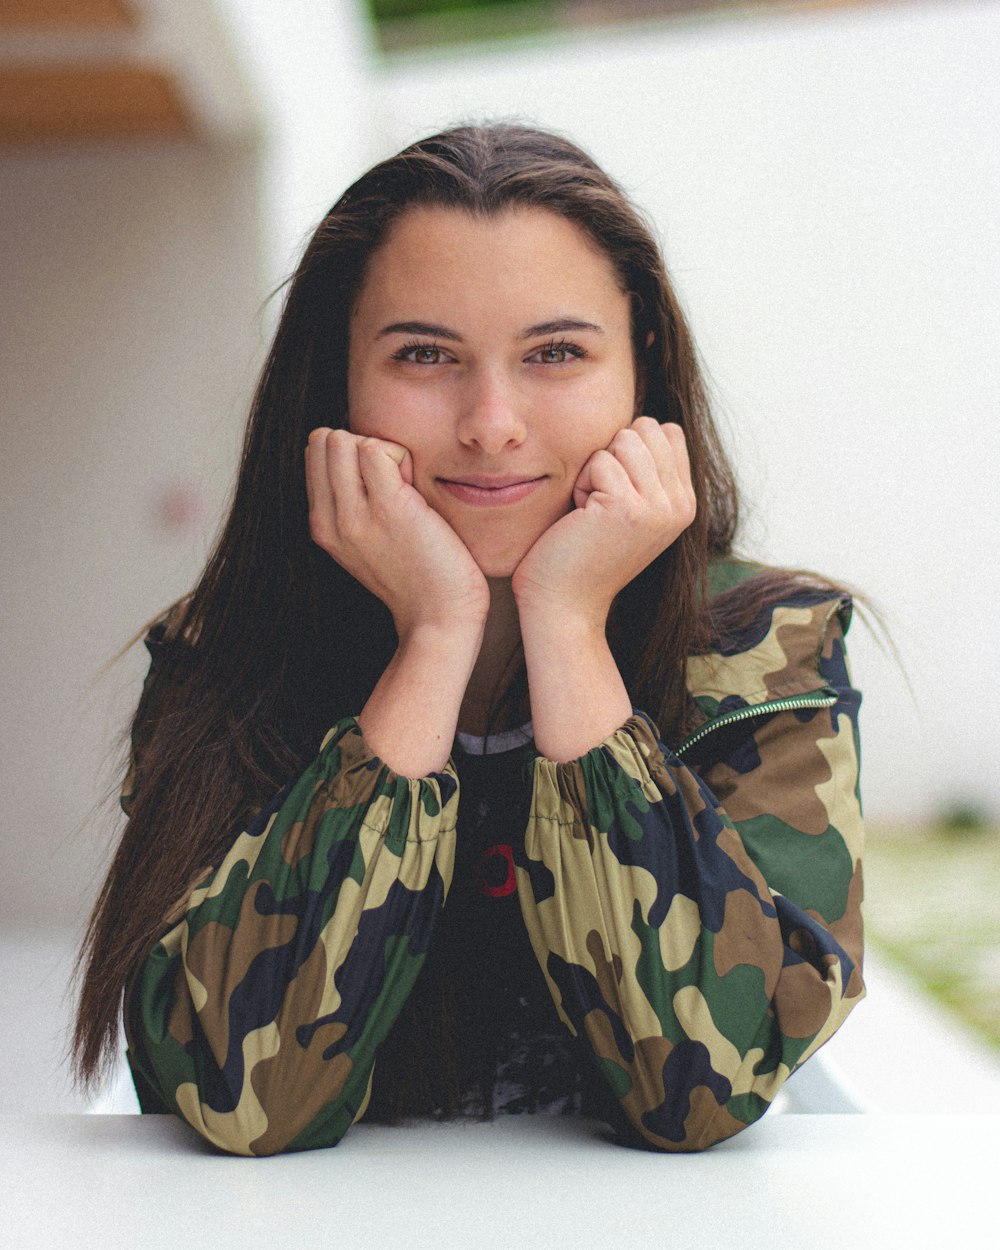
[365,725,614,1124]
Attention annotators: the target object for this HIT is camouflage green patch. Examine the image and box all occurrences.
[736,815,855,923]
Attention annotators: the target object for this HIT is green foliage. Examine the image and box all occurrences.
[936,801,993,837]
[370,0,519,20]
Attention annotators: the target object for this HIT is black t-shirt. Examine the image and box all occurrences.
[366,725,613,1123]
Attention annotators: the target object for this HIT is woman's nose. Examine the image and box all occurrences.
[456,371,527,455]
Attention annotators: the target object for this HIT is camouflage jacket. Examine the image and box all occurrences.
[124,562,864,1155]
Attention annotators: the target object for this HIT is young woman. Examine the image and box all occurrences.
[74,123,864,1156]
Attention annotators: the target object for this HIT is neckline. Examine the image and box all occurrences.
[454,722,534,757]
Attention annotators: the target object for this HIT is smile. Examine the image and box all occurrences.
[436,476,546,507]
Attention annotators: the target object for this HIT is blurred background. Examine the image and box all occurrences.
[2,0,998,1114]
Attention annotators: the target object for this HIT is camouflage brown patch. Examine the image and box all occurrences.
[714,887,783,1000]
[683,1084,746,1150]
[167,959,195,1048]
[183,883,298,1069]
[708,712,835,837]
[772,959,837,1040]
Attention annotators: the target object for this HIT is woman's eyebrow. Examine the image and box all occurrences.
[378,320,462,340]
[377,317,604,341]
[520,318,603,338]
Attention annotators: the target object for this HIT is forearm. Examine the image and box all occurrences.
[359,620,485,777]
[517,601,631,763]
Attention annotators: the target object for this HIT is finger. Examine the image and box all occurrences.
[305,427,336,518]
[607,425,662,497]
[631,419,694,505]
[575,447,632,507]
[323,428,366,522]
[392,444,415,487]
[355,436,412,511]
[657,423,696,521]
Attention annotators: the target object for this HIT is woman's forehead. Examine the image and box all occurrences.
[352,205,629,331]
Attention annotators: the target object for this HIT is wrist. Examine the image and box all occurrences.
[393,584,490,644]
[514,592,611,646]
[518,611,630,764]
[358,620,485,779]
[395,615,487,665]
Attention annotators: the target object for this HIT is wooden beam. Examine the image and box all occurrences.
[0,0,135,28]
[0,65,191,143]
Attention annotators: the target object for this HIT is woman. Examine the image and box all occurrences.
[73,123,864,1156]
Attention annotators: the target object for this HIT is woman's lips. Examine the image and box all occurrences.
[436,475,546,507]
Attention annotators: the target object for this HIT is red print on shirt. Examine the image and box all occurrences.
[476,843,517,898]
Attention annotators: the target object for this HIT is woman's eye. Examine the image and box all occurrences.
[529,340,586,365]
[394,342,447,365]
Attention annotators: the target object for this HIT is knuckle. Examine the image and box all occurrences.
[328,428,354,451]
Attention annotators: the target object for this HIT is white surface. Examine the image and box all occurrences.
[1,1113,996,1249]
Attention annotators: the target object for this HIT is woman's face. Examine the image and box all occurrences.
[347,204,638,578]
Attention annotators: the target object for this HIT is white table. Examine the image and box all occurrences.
[2,1112,996,1249]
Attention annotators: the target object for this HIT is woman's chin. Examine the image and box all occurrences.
[467,543,530,581]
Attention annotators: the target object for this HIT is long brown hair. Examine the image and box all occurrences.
[75,122,749,1086]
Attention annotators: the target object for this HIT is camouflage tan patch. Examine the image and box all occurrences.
[358,791,395,840]
[686,605,820,705]
[673,985,742,1081]
[657,892,702,973]
[730,1055,791,1102]
[601,727,666,805]
[765,601,834,697]
[173,1020,281,1156]
[815,716,864,863]
[529,760,589,837]
[513,865,577,1034]
[198,816,277,904]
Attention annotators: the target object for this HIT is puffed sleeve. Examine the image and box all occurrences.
[515,595,863,1151]
[124,718,458,1156]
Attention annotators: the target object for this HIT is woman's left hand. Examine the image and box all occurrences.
[511,417,696,625]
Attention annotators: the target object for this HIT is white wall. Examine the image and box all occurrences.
[375,0,1000,822]
[0,1,377,1110]
[211,0,377,282]
[0,144,266,932]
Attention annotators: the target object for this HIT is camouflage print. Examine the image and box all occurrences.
[517,590,862,1150]
[125,567,863,1156]
[125,720,458,1156]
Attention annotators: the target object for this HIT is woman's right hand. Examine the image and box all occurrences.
[305,427,490,639]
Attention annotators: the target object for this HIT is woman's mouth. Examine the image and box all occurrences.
[436,475,546,507]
